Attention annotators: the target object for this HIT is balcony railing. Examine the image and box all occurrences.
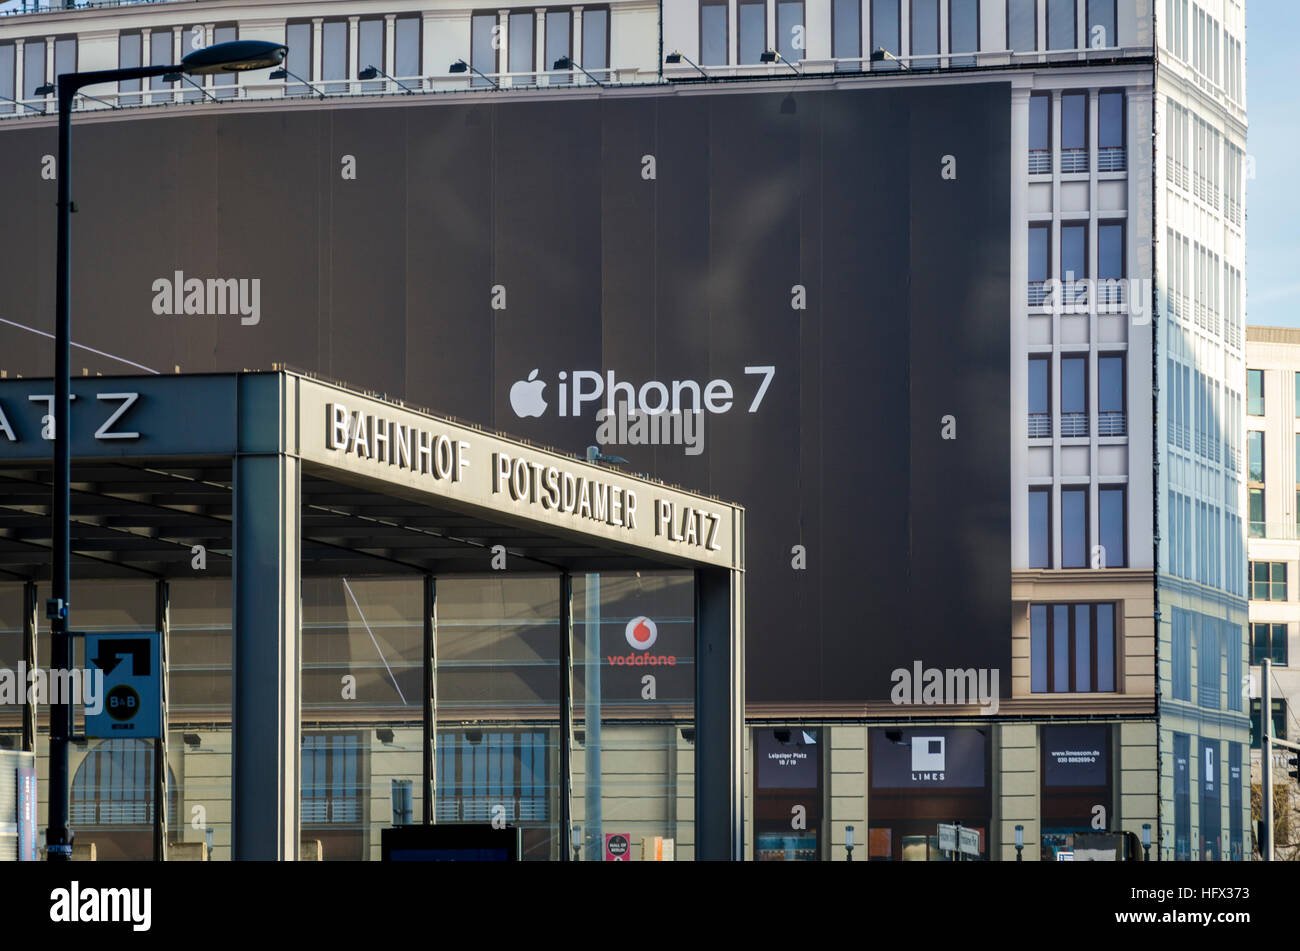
[1060,413,1089,437]
[1098,411,1126,437]
[1098,146,1126,172]
[1029,149,1052,174]
[1028,281,1051,306]
[1060,149,1089,173]
[1028,413,1052,438]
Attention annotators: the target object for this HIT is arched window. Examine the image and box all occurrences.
[71,739,177,828]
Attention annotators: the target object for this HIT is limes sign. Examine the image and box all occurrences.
[84,632,161,739]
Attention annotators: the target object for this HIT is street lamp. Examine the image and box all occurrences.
[869,47,910,69]
[759,49,801,75]
[42,39,286,864]
[359,65,416,94]
[571,824,582,861]
[1142,823,1151,861]
[664,50,709,79]
[845,825,855,861]
[449,59,500,90]
[552,55,606,87]
[1014,824,1024,861]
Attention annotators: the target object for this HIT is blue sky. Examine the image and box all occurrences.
[1245,0,1299,328]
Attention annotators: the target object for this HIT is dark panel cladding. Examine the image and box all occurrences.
[0,83,1011,706]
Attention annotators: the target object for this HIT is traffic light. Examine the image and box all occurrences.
[1289,754,1300,782]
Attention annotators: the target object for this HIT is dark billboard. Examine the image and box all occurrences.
[0,81,1011,708]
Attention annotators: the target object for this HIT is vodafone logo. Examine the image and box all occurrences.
[625,616,658,651]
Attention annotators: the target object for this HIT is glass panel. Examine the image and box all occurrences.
[1074,604,1091,691]
[1273,563,1287,602]
[1248,489,1263,537]
[1099,91,1124,147]
[213,26,237,97]
[117,34,140,106]
[149,31,173,93]
[395,16,421,79]
[472,14,498,86]
[1031,604,1048,692]
[911,0,939,58]
[546,11,572,75]
[1029,95,1050,150]
[1087,0,1116,47]
[1248,431,1263,482]
[1247,369,1262,415]
[872,0,901,59]
[701,1,728,66]
[582,9,609,71]
[1048,0,1077,49]
[949,0,980,64]
[23,38,44,101]
[1029,488,1050,568]
[833,0,861,65]
[777,1,804,62]
[1008,0,1037,51]
[322,20,348,93]
[359,19,383,92]
[1061,356,1086,415]
[286,23,312,95]
[1052,605,1070,690]
[1099,487,1125,568]
[1061,488,1087,568]
[1096,604,1115,691]
[1061,92,1087,150]
[1061,223,1086,280]
[1098,355,1123,414]
[1028,226,1050,281]
[509,13,534,75]
[1098,223,1124,279]
[181,27,204,101]
[739,0,766,64]
[1029,358,1050,414]
[55,37,74,78]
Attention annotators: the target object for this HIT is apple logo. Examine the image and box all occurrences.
[510,369,547,418]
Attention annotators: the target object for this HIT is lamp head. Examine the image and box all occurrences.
[553,55,573,69]
[760,50,779,64]
[359,66,379,80]
[665,51,683,64]
[268,68,287,80]
[870,47,889,62]
[449,59,469,74]
[35,83,54,96]
[181,40,287,75]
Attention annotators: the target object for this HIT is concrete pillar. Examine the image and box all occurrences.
[232,374,301,860]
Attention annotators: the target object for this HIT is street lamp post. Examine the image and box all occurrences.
[41,40,286,863]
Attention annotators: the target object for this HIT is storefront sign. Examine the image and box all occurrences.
[1043,725,1109,788]
[84,632,161,739]
[870,727,987,789]
[756,729,820,790]
[605,833,630,861]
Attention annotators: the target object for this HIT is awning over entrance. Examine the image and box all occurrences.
[0,370,745,859]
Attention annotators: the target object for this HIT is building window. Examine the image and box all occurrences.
[1248,488,1265,539]
[833,0,861,69]
[1029,93,1051,173]
[285,22,312,96]
[776,0,805,63]
[1247,368,1263,416]
[1252,623,1287,666]
[1251,699,1287,749]
[117,33,142,106]
[436,730,550,823]
[1028,223,1051,304]
[391,779,414,826]
[700,0,729,66]
[55,35,76,80]
[1172,609,1191,700]
[359,17,384,93]
[1097,222,1125,304]
[872,0,902,65]
[582,7,611,74]
[1098,486,1126,568]
[1098,353,1125,436]
[1098,90,1125,169]
[1029,355,1051,437]
[1007,0,1036,52]
[302,733,364,823]
[1047,0,1077,50]
[1029,486,1051,567]
[509,11,536,77]
[1060,354,1088,438]
[148,30,175,100]
[1173,732,1190,859]
[1251,561,1287,601]
[1060,91,1088,171]
[949,0,980,66]
[911,0,940,62]
[211,25,237,98]
[1061,221,1087,307]
[1248,430,1264,483]
[1227,628,1242,712]
[472,14,499,86]
[70,739,178,826]
[1086,0,1116,48]
[1061,486,1088,568]
[395,15,422,81]
[322,19,349,94]
[22,36,44,103]
[1030,602,1116,693]
[1198,617,1220,709]
[545,9,572,76]
[738,0,767,64]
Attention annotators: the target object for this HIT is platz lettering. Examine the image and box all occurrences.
[654,499,721,551]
